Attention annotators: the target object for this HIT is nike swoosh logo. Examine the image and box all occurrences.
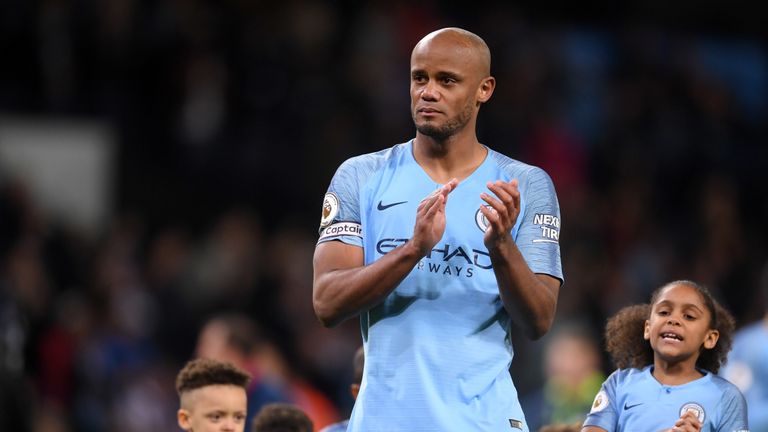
[377,200,408,210]
[623,402,643,410]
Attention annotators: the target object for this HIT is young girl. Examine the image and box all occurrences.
[582,280,749,432]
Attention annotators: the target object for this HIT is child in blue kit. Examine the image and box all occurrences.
[583,280,748,432]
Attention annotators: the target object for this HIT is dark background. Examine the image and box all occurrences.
[1,1,766,431]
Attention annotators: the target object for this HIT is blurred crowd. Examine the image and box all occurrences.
[1,1,766,431]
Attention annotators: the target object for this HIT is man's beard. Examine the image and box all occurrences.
[413,101,474,142]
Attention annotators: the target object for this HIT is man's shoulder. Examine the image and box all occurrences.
[329,143,409,190]
[486,148,549,180]
[340,142,409,170]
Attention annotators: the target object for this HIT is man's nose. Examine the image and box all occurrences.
[420,81,439,101]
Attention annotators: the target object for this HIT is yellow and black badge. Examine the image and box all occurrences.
[590,390,609,413]
[320,192,339,227]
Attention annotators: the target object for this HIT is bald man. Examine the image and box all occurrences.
[313,27,563,431]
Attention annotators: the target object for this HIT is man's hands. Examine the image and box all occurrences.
[480,179,521,250]
[409,178,521,256]
[409,179,459,256]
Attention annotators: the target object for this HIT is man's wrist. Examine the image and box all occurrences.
[486,235,516,258]
[402,238,428,260]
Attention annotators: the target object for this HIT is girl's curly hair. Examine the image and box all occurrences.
[605,280,735,374]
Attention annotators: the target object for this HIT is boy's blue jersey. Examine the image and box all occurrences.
[317,140,563,431]
[721,321,768,432]
[584,366,749,432]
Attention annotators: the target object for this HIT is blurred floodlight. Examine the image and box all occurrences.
[0,117,115,237]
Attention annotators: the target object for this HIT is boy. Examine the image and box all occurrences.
[176,358,251,432]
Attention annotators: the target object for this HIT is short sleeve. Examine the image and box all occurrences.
[514,166,563,283]
[583,371,620,432]
[718,383,750,432]
[317,157,364,247]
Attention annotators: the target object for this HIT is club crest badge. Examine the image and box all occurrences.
[475,206,491,232]
[680,403,705,423]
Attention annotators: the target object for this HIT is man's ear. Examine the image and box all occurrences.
[477,76,496,104]
[703,329,720,350]
[178,409,191,431]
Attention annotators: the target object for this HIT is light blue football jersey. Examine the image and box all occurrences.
[584,366,749,432]
[319,419,349,432]
[721,321,768,432]
[317,140,563,431]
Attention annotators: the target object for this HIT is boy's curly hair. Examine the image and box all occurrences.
[175,358,251,396]
[605,280,735,374]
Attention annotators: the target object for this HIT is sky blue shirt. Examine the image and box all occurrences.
[721,321,768,432]
[319,419,349,432]
[584,366,749,432]
[317,141,563,431]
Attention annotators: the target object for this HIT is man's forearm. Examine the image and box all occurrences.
[313,241,424,327]
[489,238,558,339]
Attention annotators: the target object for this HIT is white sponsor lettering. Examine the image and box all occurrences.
[534,213,560,243]
[533,239,559,244]
[540,226,560,241]
[533,213,560,228]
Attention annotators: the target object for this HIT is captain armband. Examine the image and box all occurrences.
[319,222,363,241]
